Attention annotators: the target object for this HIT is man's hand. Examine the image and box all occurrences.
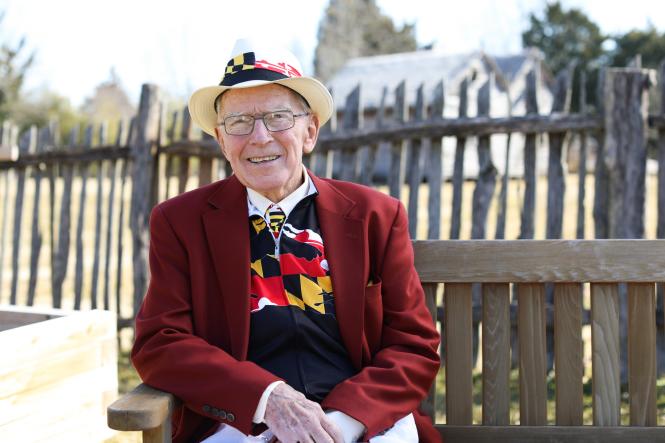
[264,383,344,443]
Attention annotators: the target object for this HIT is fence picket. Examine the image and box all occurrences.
[450,77,468,239]
[10,130,32,304]
[576,72,588,239]
[74,125,94,310]
[388,81,407,200]
[427,81,444,240]
[129,85,161,315]
[519,69,539,239]
[658,61,665,239]
[27,127,44,306]
[546,64,575,239]
[471,76,496,239]
[90,123,108,309]
[407,84,426,238]
[605,68,651,238]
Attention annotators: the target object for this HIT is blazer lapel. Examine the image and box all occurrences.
[311,174,366,368]
[202,176,251,360]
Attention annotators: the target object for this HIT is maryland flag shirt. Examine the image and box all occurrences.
[246,191,356,402]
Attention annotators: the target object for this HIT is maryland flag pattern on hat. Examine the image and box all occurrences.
[225,51,257,76]
[248,194,335,316]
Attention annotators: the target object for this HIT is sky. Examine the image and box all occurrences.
[1,0,664,107]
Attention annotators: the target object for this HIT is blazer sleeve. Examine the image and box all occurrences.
[131,205,281,434]
[320,200,440,439]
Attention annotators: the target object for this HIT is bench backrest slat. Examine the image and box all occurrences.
[628,282,657,426]
[481,283,510,425]
[591,283,621,426]
[414,240,665,282]
[553,283,583,425]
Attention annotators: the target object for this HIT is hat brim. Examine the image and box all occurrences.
[188,77,333,137]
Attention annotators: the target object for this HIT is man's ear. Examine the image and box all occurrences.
[214,127,228,159]
[303,114,320,155]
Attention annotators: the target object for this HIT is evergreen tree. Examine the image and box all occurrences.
[314,0,417,82]
[0,12,34,121]
[609,27,665,69]
[522,1,606,109]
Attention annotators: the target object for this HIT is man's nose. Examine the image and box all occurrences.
[248,119,273,144]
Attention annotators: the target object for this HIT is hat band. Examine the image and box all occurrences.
[220,68,289,86]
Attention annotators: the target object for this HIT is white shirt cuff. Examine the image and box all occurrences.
[252,381,284,424]
[325,410,366,443]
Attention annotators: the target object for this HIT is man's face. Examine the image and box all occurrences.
[214,84,319,202]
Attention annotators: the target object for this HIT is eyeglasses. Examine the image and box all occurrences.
[219,110,310,136]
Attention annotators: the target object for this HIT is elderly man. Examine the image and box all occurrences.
[131,39,441,443]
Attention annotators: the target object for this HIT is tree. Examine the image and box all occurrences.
[522,1,606,109]
[0,12,34,121]
[11,89,86,140]
[314,0,417,82]
[81,68,135,125]
[608,27,665,69]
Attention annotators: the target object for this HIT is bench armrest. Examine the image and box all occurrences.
[107,383,177,431]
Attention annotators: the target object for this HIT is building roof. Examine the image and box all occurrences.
[327,47,545,110]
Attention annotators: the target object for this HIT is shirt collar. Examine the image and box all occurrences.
[246,168,317,218]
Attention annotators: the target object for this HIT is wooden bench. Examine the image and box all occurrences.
[108,240,665,442]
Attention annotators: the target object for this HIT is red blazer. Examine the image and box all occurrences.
[132,172,441,442]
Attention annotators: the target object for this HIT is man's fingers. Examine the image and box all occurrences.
[320,415,345,443]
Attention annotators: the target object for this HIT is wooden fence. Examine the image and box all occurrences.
[0,63,664,336]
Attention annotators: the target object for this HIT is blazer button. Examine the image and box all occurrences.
[202,405,211,413]
[211,407,220,416]
[218,410,227,420]
[227,413,235,423]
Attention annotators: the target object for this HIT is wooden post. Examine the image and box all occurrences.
[178,106,192,194]
[427,81,445,239]
[9,130,31,304]
[576,71,588,239]
[594,69,610,238]
[130,84,161,316]
[339,85,361,182]
[52,126,77,308]
[116,119,133,323]
[164,110,178,199]
[471,75,496,239]
[450,78,468,239]
[519,69,539,239]
[407,84,426,238]
[388,81,408,200]
[26,127,44,306]
[495,75,513,240]
[603,68,652,239]
[0,123,15,302]
[90,122,108,309]
[101,120,125,311]
[73,125,94,310]
[546,63,574,239]
[656,60,665,240]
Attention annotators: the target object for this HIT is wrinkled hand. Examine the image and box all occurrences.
[264,383,344,443]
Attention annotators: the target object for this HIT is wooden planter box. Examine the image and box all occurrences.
[0,306,118,442]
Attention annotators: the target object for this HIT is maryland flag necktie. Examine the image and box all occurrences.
[266,205,286,238]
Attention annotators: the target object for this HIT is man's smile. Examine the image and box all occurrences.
[248,155,280,164]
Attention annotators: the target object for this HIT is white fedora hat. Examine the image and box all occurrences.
[188,38,334,136]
